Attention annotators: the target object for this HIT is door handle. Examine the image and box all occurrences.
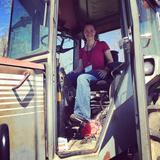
[12,72,31,90]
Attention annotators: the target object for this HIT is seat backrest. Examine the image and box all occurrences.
[111,50,119,62]
[90,50,120,91]
[90,50,122,117]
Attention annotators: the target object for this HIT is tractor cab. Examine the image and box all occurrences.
[52,0,132,158]
[1,0,160,159]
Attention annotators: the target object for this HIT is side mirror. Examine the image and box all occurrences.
[144,55,160,84]
[144,58,155,76]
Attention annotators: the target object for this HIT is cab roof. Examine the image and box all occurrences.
[58,0,121,35]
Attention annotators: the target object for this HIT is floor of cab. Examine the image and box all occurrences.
[57,123,102,154]
[57,101,109,156]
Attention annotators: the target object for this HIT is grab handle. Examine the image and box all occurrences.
[12,72,30,90]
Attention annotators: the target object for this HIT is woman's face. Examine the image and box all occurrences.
[83,25,96,41]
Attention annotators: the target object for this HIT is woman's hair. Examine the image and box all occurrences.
[82,22,99,42]
[83,22,96,30]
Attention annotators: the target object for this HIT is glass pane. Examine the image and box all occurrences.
[8,0,49,58]
[59,51,73,74]
[99,29,124,62]
[57,32,74,73]
[138,0,160,56]
[0,0,11,57]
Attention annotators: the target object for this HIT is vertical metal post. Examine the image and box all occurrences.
[129,1,152,160]
[46,0,59,159]
[73,39,80,69]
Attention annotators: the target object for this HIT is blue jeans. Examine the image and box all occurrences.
[67,71,100,120]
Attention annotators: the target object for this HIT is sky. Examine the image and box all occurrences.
[0,0,11,37]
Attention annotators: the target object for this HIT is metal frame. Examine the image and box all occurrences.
[129,0,152,160]
[46,0,59,159]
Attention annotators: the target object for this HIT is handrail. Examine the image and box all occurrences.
[0,57,45,70]
[12,72,30,90]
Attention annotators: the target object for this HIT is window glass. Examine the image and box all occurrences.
[8,0,49,58]
[81,29,124,62]
[59,50,73,74]
[57,33,74,74]
[138,0,160,56]
[99,29,124,62]
[0,0,11,57]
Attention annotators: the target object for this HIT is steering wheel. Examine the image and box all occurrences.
[41,32,76,54]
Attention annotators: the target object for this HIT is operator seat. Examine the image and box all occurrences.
[65,50,124,139]
[90,50,121,117]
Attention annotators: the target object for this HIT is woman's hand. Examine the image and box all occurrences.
[96,69,108,79]
[72,59,83,73]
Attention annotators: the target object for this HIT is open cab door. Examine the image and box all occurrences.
[55,0,138,159]
[56,0,160,159]
[0,57,45,159]
[1,0,58,159]
[2,0,160,159]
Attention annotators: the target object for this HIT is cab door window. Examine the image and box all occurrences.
[138,0,160,56]
[99,29,124,62]
[57,32,74,73]
[8,0,49,58]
